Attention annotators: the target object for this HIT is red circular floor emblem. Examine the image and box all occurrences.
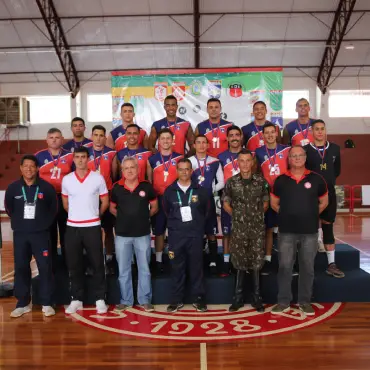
[69,303,343,342]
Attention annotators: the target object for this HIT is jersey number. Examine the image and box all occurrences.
[50,167,61,179]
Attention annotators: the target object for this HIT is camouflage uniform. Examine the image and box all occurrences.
[223,173,269,271]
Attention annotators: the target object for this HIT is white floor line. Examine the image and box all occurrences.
[200,342,207,370]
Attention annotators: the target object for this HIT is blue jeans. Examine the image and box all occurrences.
[115,235,152,306]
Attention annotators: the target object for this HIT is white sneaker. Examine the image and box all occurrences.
[10,305,32,318]
[318,239,326,252]
[96,299,108,314]
[65,300,83,314]
[42,306,56,317]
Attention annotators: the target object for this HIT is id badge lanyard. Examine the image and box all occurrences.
[176,188,193,207]
[22,186,39,204]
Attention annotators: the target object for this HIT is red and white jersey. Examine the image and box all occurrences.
[218,150,240,183]
[62,170,108,227]
[148,151,183,195]
[87,146,116,191]
[285,119,315,146]
[255,144,290,187]
[242,121,280,152]
[35,148,73,193]
[110,124,147,152]
[116,147,152,182]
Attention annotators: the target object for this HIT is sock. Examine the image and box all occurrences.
[224,254,230,263]
[273,227,278,233]
[318,228,323,242]
[106,254,113,262]
[156,252,163,263]
[326,251,335,265]
[264,255,272,262]
[209,262,216,267]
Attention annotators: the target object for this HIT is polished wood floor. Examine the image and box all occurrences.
[1,216,370,369]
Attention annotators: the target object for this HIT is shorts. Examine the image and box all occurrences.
[221,206,232,236]
[101,208,114,230]
[320,191,337,224]
[265,207,278,229]
[205,198,218,236]
[151,195,167,236]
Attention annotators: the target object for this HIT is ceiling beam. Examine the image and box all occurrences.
[194,0,200,68]
[35,0,79,98]
[317,0,357,94]
[1,9,370,22]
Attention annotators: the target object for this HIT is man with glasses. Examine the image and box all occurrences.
[270,146,328,316]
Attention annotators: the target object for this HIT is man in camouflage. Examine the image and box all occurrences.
[223,149,269,312]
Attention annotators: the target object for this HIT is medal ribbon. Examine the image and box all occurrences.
[265,146,278,169]
[160,152,173,173]
[93,150,102,171]
[195,155,207,179]
[253,122,265,143]
[312,143,326,165]
[297,120,311,140]
[167,118,180,133]
[208,120,221,139]
[48,149,62,168]
[230,153,239,172]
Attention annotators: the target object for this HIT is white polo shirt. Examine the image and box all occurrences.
[62,170,108,227]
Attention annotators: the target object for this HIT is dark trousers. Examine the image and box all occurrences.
[64,226,105,301]
[13,231,53,307]
[50,194,68,269]
[168,234,205,303]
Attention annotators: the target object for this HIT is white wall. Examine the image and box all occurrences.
[1,75,370,140]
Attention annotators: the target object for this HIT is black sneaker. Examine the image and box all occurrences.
[193,301,208,312]
[261,261,273,275]
[209,262,217,276]
[167,303,184,313]
[220,262,231,277]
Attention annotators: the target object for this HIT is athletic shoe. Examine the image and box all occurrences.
[96,300,108,314]
[261,261,273,275]
[114,304,132,311]
[65,300,83,314]
[140,303,155,312]
[42,306,56,317]
[318,240,326,253]
[193,300,208,312]
[271,304,290,315]
[220,262,230,277]
[299,303,315,316]
[209,262,217,276]
[292,268,299,276]
[326,263,345,278]
[166,303,184,313]
[10,305,32,318]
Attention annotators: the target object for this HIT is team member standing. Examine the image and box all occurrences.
[242,101,281,151]
[147,129,183,272]
[223,150,269,312]
[255,123,290,274]
[163,159,210,313]
[218,126,243,275]
[5,155,57,318]
[117,124,152,182]
[283,98,315,146]
[110,157,158,312]
[62,117,92,152]
[271,146,328,316]
[35,128,73,270]
[305,119,344,278]
[195,98,234,158]
[189,135,224,274]
[62,147,109,314]
[87,125,117,274]
[148,95,194,155]
[107,103,148,151]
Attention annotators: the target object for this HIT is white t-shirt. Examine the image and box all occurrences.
[62,170,108,227]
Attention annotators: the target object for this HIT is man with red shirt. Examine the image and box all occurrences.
[117,124,152,182]
[283,98,315,146]
[35,128,73,270]
[107,103,148,151]
[195,98,234,158]
[242,101,281,152]
[87,125,117,274]
[255,123,290,274]
[62,117,92,152]
[148,95,194,156]
[147,129,183,273]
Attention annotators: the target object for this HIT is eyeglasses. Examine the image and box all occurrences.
[289,154,306,159]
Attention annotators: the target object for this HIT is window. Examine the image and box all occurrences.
[283,90,310,119]
[329,90,370,118]
[27,95,71,124]
[87,94,112,122]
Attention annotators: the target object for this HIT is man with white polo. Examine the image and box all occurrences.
[62,146,109,314]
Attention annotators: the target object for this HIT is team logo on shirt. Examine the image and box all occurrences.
[156,161,161,167]
[161,125,166,129]
[171,160,177,166]
[172,82,186,101]
[278,153,284,159]
[154,82,168,101]
[61,159,66,164]
[118,132,123,137]
[226,158,231,164]
[168,251,175,259]
[44,159,49,164]
[104,155,108,160]
[90,155,94,160]
[139,191,146,197]
[191,195,198,203]
[189,80,202,96]
[220,128,225,133]
[228,83,243,98]
[138,155,142,160]
[208,80,221,98]
[71,147,75,153]
[37,193,44,199]
[304,182,312,189]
